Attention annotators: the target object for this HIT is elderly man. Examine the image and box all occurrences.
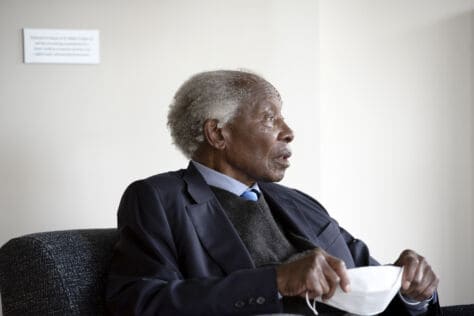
[106,70,440,315]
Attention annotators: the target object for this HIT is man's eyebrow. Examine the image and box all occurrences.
[260,104,276,113]
[259,109,276,118]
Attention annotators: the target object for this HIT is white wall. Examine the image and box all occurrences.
[0,0,319,244]
[0,0,472,308]
[319,0,474,305]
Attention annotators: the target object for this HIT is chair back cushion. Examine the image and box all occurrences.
[0,229,118,315]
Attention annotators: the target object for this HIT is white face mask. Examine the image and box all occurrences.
[306,265,403,316]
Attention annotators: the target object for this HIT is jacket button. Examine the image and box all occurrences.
[234,300,245,308]
[256,296,266,304]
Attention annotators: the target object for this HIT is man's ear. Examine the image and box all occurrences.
[203,119,226,150]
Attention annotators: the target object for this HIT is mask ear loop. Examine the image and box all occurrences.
[305,291,319,315]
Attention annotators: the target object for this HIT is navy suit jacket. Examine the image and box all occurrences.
[106,163,439,316]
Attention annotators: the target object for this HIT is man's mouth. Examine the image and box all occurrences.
[275,150,292,167]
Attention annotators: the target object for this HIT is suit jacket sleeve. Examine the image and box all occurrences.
[292,189,441,316]
[106,180,282,316]
[333,217,441,316]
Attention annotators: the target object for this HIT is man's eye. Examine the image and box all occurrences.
[265,115,275,122]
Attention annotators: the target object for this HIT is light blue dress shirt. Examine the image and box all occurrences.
[192,160,260,196]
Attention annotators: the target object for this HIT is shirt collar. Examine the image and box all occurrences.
[191,160,260,196]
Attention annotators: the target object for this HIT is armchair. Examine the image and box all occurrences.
[0,229,473,315]
[0,229,118,315]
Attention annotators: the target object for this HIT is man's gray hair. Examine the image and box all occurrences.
[167,70,280,158]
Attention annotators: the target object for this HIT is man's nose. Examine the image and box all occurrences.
[279,121,294,143]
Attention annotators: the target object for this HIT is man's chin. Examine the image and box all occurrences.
[261,170,286,183]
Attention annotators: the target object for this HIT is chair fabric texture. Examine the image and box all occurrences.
[441,304,474,316]
[0,229,118,316]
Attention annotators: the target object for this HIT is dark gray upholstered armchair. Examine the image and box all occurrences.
[0,229,118,315]
[1,229,473,315]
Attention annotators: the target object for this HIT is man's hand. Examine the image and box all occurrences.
[276,248,351,300]
[394,249,439,301]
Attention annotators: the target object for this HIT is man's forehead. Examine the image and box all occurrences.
[240,93,282,115]
[251,80,281,100]
[232,74,283,113]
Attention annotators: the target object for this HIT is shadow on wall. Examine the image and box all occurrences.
[436,8,474,305]
[430,8,474,306]
[471,7,474,301]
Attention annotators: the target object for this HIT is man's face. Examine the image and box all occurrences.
[220,91,294,185]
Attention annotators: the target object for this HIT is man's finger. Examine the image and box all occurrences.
[315,267,330,295]
[305,275,324,299]
[320,261,342,300]
[409,268,438,301]
[403,256,431,296]
[402,261,438,300]
[326,255,351,292]
[415,276,439,301]
[397,251,420,290]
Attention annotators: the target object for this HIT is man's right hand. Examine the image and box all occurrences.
[276,248,351,300]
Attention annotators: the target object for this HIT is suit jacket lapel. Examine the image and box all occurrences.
[183,163,255,274]
[259,183,357,267]
[259,183,319,248]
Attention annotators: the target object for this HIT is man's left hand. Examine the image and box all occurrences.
[394,249,439,301]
